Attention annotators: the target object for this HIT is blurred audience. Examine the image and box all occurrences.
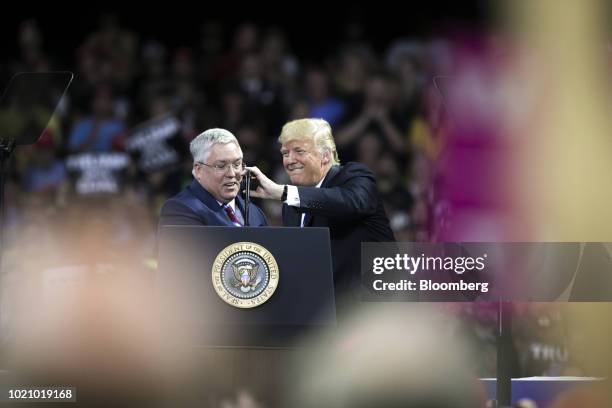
[0,19,593,397]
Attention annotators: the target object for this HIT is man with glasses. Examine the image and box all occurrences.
[159,128,267,227]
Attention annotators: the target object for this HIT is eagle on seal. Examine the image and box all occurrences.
[232,262,259,289]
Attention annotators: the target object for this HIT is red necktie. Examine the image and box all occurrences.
[223,204,242,227]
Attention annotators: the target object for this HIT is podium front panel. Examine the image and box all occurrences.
[158,226,336,346]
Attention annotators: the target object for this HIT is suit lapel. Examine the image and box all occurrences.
[281,166,342,227]
[188,180,223,212]
[320,165,340,188]
[187,179,235,226]
[235,195,248,225]
[304,165,341,227]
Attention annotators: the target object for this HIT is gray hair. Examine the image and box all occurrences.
[190,128,241,177]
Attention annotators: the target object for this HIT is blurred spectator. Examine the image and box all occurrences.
[11,19,50,73]
[304,67,346,126]
[79,13,138,89]
[195,20,225,87]
[21,131,67,196]
[333,45,373,113]
[1,198,163,406]
[218,85,251,131]
[236,124,271,171]
[375,152,412,210]
[237,52,286,134]
[385,39,427,113]
[213,22,260,82]
[171,47,195,86]
[514,304,569,376]
[336,74,407,163]
[67,86,126,153]
[260,28,299,99]
[405,81,447,161]
[356,131,381,170]
[288,304,486,408]
[135,40,171,122]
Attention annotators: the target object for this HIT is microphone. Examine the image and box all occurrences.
[243,168,251,226]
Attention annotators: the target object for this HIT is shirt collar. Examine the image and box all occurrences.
[218,198,236,211]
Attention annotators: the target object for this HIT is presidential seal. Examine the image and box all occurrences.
[211,242,279,308]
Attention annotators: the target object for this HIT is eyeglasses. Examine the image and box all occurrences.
[196,160,244,173]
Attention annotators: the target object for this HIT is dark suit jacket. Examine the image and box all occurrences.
[159,179,267,228]
[282,162,395,298]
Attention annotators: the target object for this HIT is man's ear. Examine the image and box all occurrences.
[322,151,330,165]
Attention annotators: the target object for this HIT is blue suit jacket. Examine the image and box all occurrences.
[159,179,267,228]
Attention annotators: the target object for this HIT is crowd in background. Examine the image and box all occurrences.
[0,15,587,382]
[2,16,445,243]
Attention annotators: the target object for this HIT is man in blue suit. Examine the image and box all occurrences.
[159,128,267,227]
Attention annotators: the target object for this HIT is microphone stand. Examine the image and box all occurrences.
[243,169,250,226]
[0,138,16,273]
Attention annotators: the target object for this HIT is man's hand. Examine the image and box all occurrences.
[245,166,284,200]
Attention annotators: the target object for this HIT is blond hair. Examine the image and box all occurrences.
[279,118,340,165]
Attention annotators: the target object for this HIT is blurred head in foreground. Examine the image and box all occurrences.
[286,304,485,408]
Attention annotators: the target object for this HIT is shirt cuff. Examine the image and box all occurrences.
[285,185,300,207]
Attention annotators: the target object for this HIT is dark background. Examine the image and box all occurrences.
[0,5,490,66]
